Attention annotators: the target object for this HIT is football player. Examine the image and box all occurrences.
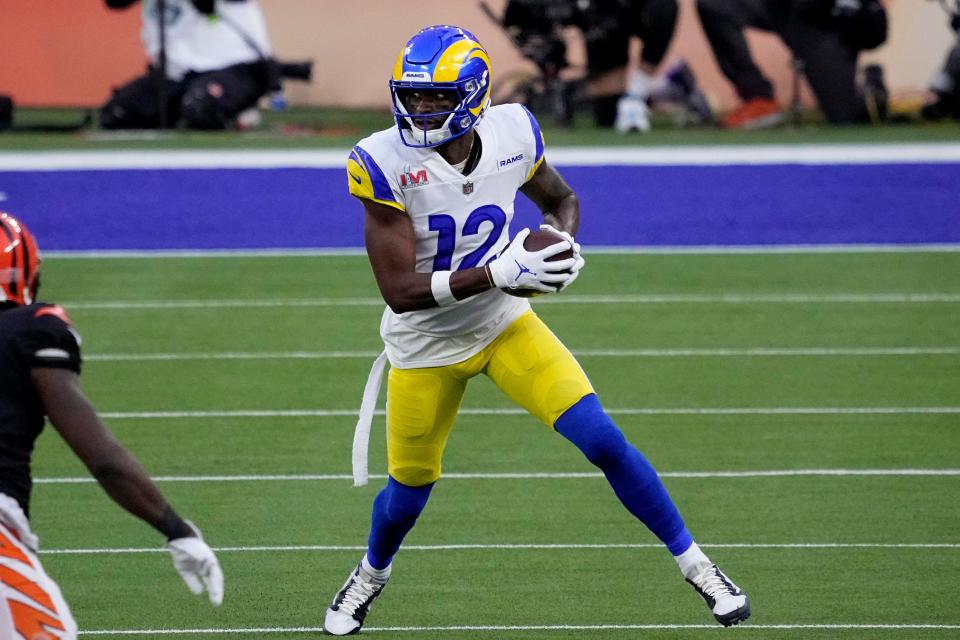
[323,25,750,636]
[0,213,223,639]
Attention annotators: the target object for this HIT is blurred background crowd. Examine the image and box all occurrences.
[0,0,958,133]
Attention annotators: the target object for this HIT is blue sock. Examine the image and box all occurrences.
[366,477,434,570]
[555,394,693,555]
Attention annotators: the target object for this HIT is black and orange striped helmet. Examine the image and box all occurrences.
[0,212,41,305]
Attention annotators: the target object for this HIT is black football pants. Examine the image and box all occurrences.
[584,0,678,76]
[696,0,865,123]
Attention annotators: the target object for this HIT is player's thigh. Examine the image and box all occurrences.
[486,312,593,427]
[0,523,77,639]
[386,365,468,486]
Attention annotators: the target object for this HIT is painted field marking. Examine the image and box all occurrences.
[83,346,960,362]
[34,469,960,485]
[44,244,960,258]
[5,143,960,171]
[95,407,960,420]
[75,622,960,635]
[62,292,960,310]
[42,542,960,556]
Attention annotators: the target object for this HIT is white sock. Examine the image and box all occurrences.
[361,555,392,582]
[674,542,711,579]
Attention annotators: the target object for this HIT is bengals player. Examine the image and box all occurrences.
[0,213,223,639]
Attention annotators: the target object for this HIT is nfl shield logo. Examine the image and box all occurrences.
[462,181,474,195]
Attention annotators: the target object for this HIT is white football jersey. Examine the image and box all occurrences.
[347,104,547,368]
[140,0,272,80]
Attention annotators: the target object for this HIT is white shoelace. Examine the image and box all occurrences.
[695,567,737,599]
[338,575,383,616]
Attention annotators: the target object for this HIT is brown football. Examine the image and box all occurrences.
[502,228,573,298]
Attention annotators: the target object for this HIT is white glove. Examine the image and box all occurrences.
[539,224,585,292]
[165,523,224,606]
[487,227,577,293]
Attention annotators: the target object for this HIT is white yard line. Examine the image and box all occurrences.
[87,350,382,361]
[60,292,960,310]
[95,407,960,420]
[5,143,960,171]
[75,623,960,635]
[43,542,960,556]
[34,469,960,485]
[44,244,960,258]
[83,346,960,362]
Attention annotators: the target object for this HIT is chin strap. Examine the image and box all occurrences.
[352,350,388,487]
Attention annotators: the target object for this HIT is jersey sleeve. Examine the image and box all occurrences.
[347,144,405,212]
[26,306,82,373]
[519,105,546,183]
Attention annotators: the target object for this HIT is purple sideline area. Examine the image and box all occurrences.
[2,163,957,251]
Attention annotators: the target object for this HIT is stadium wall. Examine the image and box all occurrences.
[0,0,952,111]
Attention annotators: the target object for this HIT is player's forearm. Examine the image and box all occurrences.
[86,440,167,522]
[87,445,192,538]
[40,379,191,539]
[522,162,580,236]
[543,192,580,236]
[378,269,492,313]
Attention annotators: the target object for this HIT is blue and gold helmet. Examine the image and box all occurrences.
[390,25,492,148]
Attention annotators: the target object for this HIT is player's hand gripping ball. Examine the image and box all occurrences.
[487,227,577,298]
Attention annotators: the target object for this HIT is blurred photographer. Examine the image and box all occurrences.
[503,0,679,130]
[922,0,960,121]
[696,0,888,127]
[101,0,292,130]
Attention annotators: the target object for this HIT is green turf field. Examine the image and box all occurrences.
[26,250,960,638]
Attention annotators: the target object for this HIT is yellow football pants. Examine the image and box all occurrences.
[386,311,594,486]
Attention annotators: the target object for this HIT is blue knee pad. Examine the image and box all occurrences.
[556,394,693,555]
[366,477,433,569]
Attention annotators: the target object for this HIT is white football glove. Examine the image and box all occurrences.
[487,227,577,293]
[539,224,585,292]
[165,522,224,606]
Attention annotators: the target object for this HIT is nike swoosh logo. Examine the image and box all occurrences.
[349,173,362,185]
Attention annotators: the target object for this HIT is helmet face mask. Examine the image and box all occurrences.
[0,213,41,306]
[390,25,492,148]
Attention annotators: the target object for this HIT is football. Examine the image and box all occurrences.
[502,228,574,298]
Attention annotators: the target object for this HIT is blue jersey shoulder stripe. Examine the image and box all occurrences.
[352,145,396,205]
[521,105,544,164]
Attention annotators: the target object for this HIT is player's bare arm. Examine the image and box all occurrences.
[520,160,580,236]
[363,199,494,313]
[31,367,194,538]
[0,213,224,621]
[32,365,224,605]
